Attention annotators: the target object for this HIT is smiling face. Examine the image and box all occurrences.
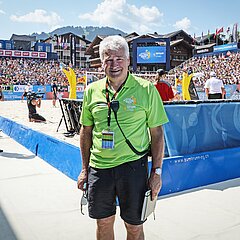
[102,48,130,83]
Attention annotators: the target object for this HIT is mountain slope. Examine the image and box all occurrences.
[32,26,127,41]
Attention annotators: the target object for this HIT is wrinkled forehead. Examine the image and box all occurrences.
[103,48,126,59]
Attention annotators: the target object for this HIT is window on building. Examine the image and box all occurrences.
[46,46,51,52]
[38,45,43,52]
[5,43,12,50]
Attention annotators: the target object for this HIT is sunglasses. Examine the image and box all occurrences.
[79,183,88,215]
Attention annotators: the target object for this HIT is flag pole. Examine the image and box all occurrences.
[80,40,82,69]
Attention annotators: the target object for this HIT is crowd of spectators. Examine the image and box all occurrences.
[0,57,99,86]
[170,51,240,86]
[1,51,240,87]
[0,58,65,86]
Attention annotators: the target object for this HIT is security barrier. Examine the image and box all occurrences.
[1,98,240,197]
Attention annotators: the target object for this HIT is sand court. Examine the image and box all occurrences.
[1,100,240,239]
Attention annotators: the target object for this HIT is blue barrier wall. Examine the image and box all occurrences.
[0,116,80,180]
[1,115,240,197]
[164,101,240,156]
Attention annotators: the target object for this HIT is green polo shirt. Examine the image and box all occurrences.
[80,73,168,169]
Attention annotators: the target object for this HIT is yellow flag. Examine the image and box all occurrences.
[62,67,77,99]
[182,72,192,100]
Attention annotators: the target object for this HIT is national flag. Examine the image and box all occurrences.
[192,33,196,44]
[226,27,230,34]
[232,23,238,42]
[64,39,68,50]
[62,38,67,49]
[58,36,61,46]
[207,30,211,42]
[214,27,224,38]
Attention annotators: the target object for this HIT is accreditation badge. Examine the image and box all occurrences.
[101,130,114,149]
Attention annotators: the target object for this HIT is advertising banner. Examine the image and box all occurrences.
[0,50,47,59]
[213,43,238,52]
[164,102,240,156]
[137,46,166,64]
[1,84,85,101]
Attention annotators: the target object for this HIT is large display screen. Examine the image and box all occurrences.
[137,46,166,64]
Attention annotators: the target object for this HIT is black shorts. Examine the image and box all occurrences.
[208,93,222,99]
[53,93,57,100]
[87,155,148,225]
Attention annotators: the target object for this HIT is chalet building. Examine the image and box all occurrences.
[84,35,106,68]
[85,30,194,71]
[44,33,91,68]
[10,34,36,51]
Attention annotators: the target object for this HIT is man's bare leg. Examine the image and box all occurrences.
[125,222,144,240]
[96,215,115,240]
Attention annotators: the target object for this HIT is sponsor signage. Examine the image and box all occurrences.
[13,85,33,93]
[0,50,47,58]
[196,48,210,54]
[213,43,238,52]
[137,46,166,64]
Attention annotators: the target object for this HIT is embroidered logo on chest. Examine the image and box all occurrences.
[123,96,137,111]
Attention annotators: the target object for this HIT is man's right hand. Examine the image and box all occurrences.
[77,169,88,190]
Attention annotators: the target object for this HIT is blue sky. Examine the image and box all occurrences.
[0,0,239,40]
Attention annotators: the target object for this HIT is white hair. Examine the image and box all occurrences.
[99,35,129,62]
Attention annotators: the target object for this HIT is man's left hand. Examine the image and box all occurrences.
[148,173,162,200]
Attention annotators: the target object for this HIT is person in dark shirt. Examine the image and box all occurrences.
[51,79,58,107]
[27,97,46,122]
[0,86,4,101]
[154,69,174,101]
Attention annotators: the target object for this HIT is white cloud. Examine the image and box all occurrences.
[0,9,5,14]
[78,0,164,34]
[173,17,191,32]
[10,9,63,28]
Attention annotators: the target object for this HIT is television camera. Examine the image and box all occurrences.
[26,91,44,100]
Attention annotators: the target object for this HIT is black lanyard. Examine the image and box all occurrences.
[105,79,126,128]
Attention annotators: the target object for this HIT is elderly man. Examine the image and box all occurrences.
[77,35,168,240]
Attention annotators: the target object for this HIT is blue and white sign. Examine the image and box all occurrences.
[137,46,166,64]
[13,85,32,92]
[213,43,238,52]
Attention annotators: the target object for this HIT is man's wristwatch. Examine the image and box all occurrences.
[151,167,162,176]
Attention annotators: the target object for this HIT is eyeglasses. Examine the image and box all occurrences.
[79,182,88,215]
[80,189,88,215]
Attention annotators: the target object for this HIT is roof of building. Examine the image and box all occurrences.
[10,34,36,42]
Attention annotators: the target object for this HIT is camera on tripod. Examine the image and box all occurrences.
[26,91,44,100]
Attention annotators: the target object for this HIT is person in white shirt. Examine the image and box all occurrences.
[204,71,225,99]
